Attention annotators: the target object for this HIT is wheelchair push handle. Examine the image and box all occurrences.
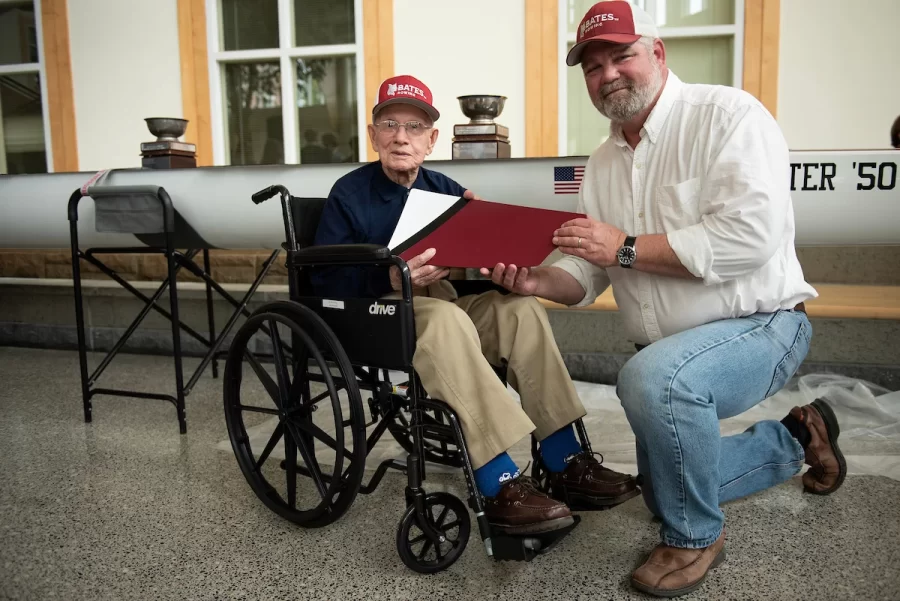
[251,184,298,250]
[251,186,276,204]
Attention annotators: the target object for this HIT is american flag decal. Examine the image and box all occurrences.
[554,166,584,194]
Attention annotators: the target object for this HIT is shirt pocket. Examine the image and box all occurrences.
[655,177,702,231]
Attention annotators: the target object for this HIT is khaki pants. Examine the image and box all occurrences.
[400,281,586,469]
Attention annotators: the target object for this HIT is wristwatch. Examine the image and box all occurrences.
[616,235,637,268]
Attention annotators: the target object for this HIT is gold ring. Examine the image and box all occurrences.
[577,237,582,248]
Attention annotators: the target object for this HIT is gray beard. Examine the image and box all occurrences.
[593,60,663,123]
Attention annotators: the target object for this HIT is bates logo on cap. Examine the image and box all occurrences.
[386,82,426,99]
[580,13,619,38]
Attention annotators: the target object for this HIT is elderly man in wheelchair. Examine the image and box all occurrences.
[224,75,638,573]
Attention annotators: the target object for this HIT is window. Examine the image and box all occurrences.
[559,0,743,156]
[0,0,51,174]
[207,0,365,166]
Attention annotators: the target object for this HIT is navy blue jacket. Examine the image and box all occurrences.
[310,161,467,298]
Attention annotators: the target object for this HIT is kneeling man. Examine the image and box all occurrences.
[485,1,846,596]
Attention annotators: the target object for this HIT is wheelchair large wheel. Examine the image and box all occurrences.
[396,492,470,574]
[224,300,366,528]
[386,405,464,468]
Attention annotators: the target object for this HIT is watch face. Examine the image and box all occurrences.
[617,247,636,265]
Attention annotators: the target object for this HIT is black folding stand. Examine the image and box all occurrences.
[68,184,279,433]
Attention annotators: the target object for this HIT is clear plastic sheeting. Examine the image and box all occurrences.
[219,373,900,482]
[557,373,900,482]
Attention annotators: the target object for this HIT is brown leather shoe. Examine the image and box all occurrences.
[484,476,574,535]
[631,531,726,598]
[791,398,847,495]
[548,452,640,508]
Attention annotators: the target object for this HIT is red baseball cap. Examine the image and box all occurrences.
[372,75,440,121]
[566,1,659,66]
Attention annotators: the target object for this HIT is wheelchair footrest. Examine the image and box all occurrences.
[490,515,580,562]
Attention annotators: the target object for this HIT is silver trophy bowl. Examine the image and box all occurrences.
[457,95,507,123]
[145,117,188,141]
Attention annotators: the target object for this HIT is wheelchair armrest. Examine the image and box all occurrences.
[291,243,392,266]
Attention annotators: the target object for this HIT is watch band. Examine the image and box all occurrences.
[624,235,637,249]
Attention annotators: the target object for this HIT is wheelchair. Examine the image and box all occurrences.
[223,184,613,573]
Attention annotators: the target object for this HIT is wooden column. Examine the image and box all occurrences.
[742,0,781,117]
[40,0,79,172]
[524,0,559,157]
[363,0,394,161]
[177,0,213,166]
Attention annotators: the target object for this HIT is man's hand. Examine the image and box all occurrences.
[480,264,540,296]
[463,189,482,201]
[553,217,627,268]
[390,247,450,291]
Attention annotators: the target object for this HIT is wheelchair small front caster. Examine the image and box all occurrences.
[522,537,542,551]
[396,492,470,574]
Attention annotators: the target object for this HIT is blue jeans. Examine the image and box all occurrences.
[617,309,812,549]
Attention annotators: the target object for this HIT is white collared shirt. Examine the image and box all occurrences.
[553,71,818,345]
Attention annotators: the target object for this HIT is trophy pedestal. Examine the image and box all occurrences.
[452,123,510,160]
[141,140,197,170]
[452,139,511,160]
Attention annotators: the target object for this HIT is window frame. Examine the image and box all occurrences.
[0,0,54,174]
[556,0,745,155]
[205,0,366,166]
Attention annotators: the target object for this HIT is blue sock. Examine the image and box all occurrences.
[540,424,583,472]
[474,452,521,497]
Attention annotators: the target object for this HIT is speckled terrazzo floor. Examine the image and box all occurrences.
[1,347,898,601]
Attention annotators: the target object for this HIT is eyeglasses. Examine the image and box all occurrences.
[373,120,432,137]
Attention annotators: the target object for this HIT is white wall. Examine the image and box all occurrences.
[68,0,183,171]
[392,0,526,161]
[778,0,900,150]
[59,0,899,173]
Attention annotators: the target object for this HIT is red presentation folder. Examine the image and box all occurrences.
[392,197,585,269]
